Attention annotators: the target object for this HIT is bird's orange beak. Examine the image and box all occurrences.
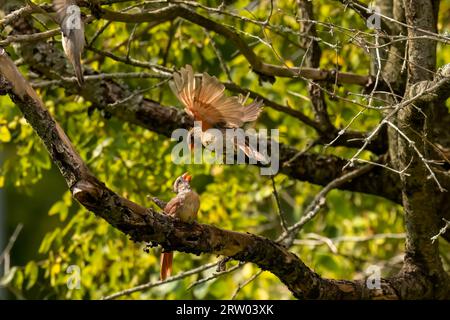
[182,172,192,182]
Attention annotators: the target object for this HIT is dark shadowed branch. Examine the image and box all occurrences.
[3,47,447,299]
[8,23,401,202]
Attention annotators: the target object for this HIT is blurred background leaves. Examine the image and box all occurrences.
[0,0,449,299]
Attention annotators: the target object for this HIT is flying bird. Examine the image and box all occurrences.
[170,65,266,162]
[53,0,85,86]
[160,172,200,280]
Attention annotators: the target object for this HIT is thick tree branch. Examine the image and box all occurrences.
[8,26,401,202]
[6,4,375,86]
[3,49,448,298]
[295,1,383,153]
[0,48,401,299]
[86,45,389,154]
[223,82,388,154]
[394,0,450,295]
[96,5,376,87]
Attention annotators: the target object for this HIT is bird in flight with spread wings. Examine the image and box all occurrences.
[170,65,266,162]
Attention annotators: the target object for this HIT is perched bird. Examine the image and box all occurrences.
[160,172,200,280]
[53,0,85,86]
[170,65,266,162]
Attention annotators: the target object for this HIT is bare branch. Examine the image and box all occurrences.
[271,177,289,234]
[102,261,219,300]
[0,47,424,299]
[431,219,450,244]
[9,29,400,202]
[97,5,375,86]
[0,224,24,268]
[231,270,263,300]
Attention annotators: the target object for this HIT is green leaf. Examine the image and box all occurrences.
[25,261,39,290]
[48,201,69,221]
[39,229,59,253]
[14,269,24,290]
[0,126,11,142]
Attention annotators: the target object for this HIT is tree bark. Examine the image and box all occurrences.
[394,0,450,297]
[1,0,450,299]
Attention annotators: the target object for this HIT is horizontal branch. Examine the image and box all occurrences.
[224,82,388,154]
[87,45,387,154]
[96,4,375,87]
[3,6,388,154]
[103,261,219,300]
[0,49,407,298]
[99,97,399,204]
[8,27,401,203]
[0,28,59,46]
[333,0,392,34]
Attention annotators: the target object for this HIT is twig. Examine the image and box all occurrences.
[88,20,113,47]
[344,76,450,170]
[431,219,450,243]
[0,28,60,46]
[352,157,412,177]
[294,232,406,247]
[279,164,374,245]
[102,261,218,300]
[230,270,263,299]
[0,223,24,265]
[0,224,24,275]
[343,0,450,43]
[328,32,382,149]
[385,120,446,192]
[282,140,317,168]
[300,233,338,253]
[106,79,170,108]
[187,263,244,290]
[204,29,232,82]
[271,177,288,233]
[126,23,138,60]
[31,72,168,88]
[87,46,173,75]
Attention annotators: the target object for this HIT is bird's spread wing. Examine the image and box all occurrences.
[241,99,263,123]
[170,65,196,118]
[170,65,263,129]
[196,72,245,128]
[236,142,268,163]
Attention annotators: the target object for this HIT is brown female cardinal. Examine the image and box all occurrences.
[53,0,85,86]
[170,65,266,162]
[160,172,200,280]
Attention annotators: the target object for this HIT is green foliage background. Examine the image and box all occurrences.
[0,0,449,299]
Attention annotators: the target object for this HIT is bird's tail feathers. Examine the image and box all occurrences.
[73,57,84,86]
[160,251,173,280]
[237,141,268,163]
